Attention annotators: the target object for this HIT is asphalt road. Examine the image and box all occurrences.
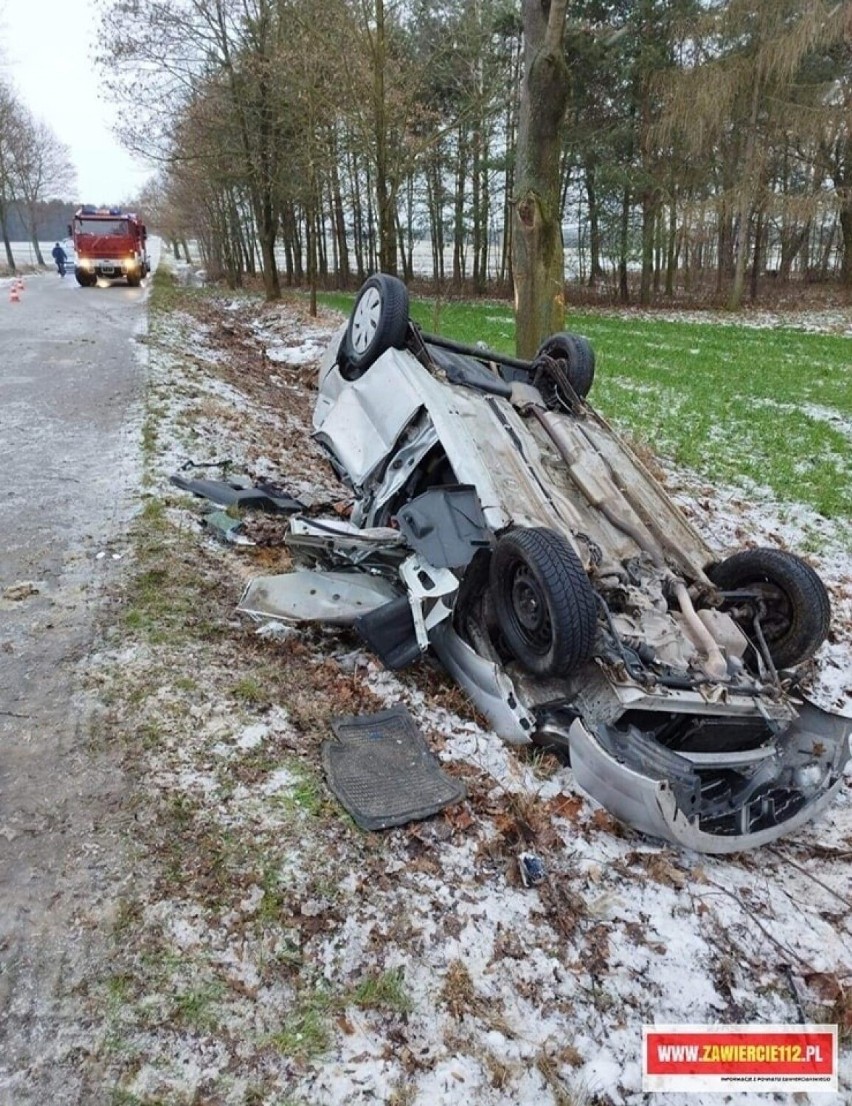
[0,264,152,1102]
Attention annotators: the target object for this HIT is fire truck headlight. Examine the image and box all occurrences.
[80,258,93,271]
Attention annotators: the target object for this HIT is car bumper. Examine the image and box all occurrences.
[78,259,142,277]
[566,702,852,853]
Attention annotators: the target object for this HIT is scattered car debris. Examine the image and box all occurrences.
[239,568,399,624]
[518,852,547,887]
[321,705,466,830]
[170,474,305,513]
[238,273,851,853]
[177,456,234,473]
[202,509,256,547]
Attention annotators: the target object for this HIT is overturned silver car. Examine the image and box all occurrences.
[240,275,851,853]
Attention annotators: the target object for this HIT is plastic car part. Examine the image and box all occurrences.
[237,569,400,624]
[429,621,536,743]
[354,596,422,670]
[707,548,831,669]
[398,555,459,650]
[518,853,546,886]
[396,486,492,569]
[490,527,597,677]
[203,510,255,546]
[170,475,305,513]
[338,273,410,380]
[322,706,466,830]
[565,701,851,854]
[286,516,407,569]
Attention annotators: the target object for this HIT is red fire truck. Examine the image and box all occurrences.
[70,205,150,287]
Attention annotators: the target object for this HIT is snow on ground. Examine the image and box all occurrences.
[590,305,852,336]
[103,290,851,1105]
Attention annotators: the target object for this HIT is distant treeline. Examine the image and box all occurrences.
[5,200,77,242]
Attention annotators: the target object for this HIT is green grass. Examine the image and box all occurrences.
[319,292,852,520]
[171,980,227,1030]
[229,675,267,705]
[349,968,412,1014]
[268,986,334,1060]
[148,266,183,312]
[266,969,412,1062]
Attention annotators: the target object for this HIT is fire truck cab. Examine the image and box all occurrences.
[70,205,150,287]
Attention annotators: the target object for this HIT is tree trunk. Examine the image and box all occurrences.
[665,195,677,297]
[307,204,318,317]
[512,0,570,358]
[330,155,349,288]
[371,0,396,274]
[0,205,15,272]
[585,156,605,286]
[452,124,467,293]
[727,79,761,310]
[818,218,837,280]
[27,206,45,266]
[618,183,630,304]
[349,149,365,282]
[840,206,852,291]
[640,189,655,305]
[750,205,764,303]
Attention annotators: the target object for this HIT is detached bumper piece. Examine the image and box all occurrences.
[322,706,466,830]
[170,474,305,513]
[567,700,852,853]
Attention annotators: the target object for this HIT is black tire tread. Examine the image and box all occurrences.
[536,332,596,399]
[490,527,597,677]
[708,547,830,668]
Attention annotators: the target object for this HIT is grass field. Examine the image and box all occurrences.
[320,292,852,521]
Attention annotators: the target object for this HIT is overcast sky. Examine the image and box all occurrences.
[0,0,154,204]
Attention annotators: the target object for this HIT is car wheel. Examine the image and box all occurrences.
[490,527,597,677]
[707,547,830,669]
[338,274,409,380]
[75,268,93,287]
[535,332,596,399]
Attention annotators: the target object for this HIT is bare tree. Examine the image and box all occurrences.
[9,116,76,265]
[0,80,21,270]
[660,0,849,308]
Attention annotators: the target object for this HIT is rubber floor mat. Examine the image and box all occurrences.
[322,705,466,831]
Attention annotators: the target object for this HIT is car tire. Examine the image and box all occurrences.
[535,332,596,399]
[75,268,94,287]
[490,527,597,677]
[338,274,409,380]
[707,547,830,669]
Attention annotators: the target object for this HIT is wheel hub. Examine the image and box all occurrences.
[351,288,382,353]
[511,566,551,648]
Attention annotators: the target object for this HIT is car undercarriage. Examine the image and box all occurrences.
[238,274,852,853]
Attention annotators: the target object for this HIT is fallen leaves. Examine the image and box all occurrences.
[625,850,690,889]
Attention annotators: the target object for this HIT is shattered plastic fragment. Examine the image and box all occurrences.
[203,510,256,546]
[518,852,546,887]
